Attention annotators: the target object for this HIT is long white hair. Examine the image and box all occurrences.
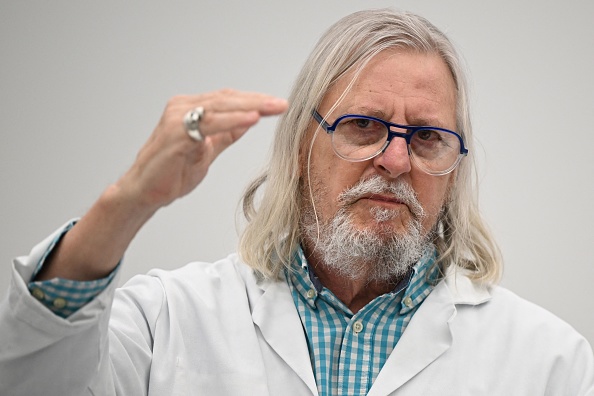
[239,9,502,284]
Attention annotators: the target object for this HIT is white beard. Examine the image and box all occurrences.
[301,175,434,282]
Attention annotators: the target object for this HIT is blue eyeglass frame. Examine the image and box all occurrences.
[312,110,469,157]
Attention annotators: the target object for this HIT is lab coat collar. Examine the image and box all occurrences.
[368,265,492,395]
[251,272,318,395]
[442,264,493,306]
[251,265,492,396]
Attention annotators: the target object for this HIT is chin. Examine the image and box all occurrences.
[353,209,410,230]
[353,220,409,239]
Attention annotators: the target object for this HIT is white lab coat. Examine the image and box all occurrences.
[1,226,593,395]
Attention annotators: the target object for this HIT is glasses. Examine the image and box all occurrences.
[312,110,468,176]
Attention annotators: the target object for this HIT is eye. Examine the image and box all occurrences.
[339,117,383,133]
[416,129,440,141]
[354,118,371,128]
[334,116,387,150]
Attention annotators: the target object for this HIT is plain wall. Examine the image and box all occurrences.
[1,0,593,348]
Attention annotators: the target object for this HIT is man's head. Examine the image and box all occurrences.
[240,9,501,283]
[299,48,458,282]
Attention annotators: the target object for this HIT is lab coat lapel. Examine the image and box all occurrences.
[368,267,491,395]
[251,276,318,395]
[368,280,455,395]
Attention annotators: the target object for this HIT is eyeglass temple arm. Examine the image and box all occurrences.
[312,110,331,130]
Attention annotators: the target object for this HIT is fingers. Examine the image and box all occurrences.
[187,89,288,116]
[131,89,286,207]
[170,89,287,145]
[200,110,260,134]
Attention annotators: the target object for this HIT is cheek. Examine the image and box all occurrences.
[413,174,452,224]
[312,164,357,213]
[309,158,370,219]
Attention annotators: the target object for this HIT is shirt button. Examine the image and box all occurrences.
[403,296,413,308]
[306,289,316,299]
[353,320,364,333]
[31,288,45,300]
[52,297,67,309]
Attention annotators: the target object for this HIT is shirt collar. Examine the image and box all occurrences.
[289,245,439,311]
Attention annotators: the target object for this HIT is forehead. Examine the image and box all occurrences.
[320,49,457,128]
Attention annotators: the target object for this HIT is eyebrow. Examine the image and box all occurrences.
[341,106,450,130]
[407,117,450,130]
[344,106,387,120]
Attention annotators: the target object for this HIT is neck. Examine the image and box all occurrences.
[304,249,405,314]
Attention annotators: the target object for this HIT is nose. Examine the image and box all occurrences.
[372,137,412,178]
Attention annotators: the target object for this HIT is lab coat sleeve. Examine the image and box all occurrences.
[545,332,594,396]
[0,224,164,396]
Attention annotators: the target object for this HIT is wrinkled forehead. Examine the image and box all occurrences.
[319,48,457,126]
[326,47,454,100]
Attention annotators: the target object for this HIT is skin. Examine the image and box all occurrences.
[301,49,458,313]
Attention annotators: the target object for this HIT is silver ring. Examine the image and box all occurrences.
[183,107,205,142]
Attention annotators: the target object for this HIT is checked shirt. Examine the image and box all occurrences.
[287,247,439,396]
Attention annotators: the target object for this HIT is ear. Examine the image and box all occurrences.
[298,124,318,178]
[297,141,306,178]
[444,170,457,204]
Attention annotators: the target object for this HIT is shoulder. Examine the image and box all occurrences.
[146,253,252,280]
[115,254,259,304]
[116,253,288,315]
[113,254,269,325]
[441,267,584,343]
[450,280,593,372]
[433,273,594,390]
[449,280,585,345]
[485,286,593,390]
[439,266,592,358]
[485,285,581,340]
[140,253,262,297]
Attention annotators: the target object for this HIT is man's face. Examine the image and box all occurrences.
[300,49,457,269]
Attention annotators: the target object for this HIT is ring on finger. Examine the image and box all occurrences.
[183,107,205,142]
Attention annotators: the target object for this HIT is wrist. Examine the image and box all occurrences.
[35,185,157,282]
[103,178,160,223]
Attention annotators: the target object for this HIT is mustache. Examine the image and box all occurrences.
[337,175,425,219]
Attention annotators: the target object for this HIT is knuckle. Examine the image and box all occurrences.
[163,96,194,121]
[167,95,189,107]
[162,105,179,122]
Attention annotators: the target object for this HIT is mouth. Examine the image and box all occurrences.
[334,176,425,221]
[358,193,408,208]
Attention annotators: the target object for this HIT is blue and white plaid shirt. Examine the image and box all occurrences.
[28,221,117,317]
[286,247,438,396]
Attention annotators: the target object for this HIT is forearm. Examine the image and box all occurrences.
[33,91,287,282]
[35,182,157,282]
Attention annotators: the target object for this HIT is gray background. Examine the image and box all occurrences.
[1,1,593,348]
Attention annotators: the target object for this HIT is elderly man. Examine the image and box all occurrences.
[1,8,592,396]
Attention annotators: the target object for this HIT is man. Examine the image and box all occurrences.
[1,8,592,395]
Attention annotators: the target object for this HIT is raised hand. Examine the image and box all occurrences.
[35,89,287,281]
